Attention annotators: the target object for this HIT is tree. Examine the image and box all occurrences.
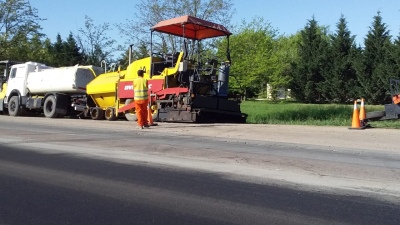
[41,38,54,64]
[218,17,278,99]
[117,0,234,55]
[45,33,84,67]
[393,35,400,79]
[25,33,48,62]
[354,12,393,104]
[325,15,358,103]
[77,16,116,66]
[51,34,64,66]
[290,17,330,103]
[63,33,84,66]
[266,34,299,100]
[0,0,43,60]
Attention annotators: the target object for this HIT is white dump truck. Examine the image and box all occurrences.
[0,61,103,118]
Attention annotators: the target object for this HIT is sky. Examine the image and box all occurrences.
[29,0,400,48]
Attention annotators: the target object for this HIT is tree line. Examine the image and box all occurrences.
[291,13,400,105]
[0,0,117,67]
[1,0,399,105]
[223,13,400,105]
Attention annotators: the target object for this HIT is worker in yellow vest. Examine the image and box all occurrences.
[134,70,149,129]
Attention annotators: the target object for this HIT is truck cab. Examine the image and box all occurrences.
[0,60,25,112]
[4,62,50,103]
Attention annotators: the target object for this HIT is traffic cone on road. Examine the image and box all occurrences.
[349,100,364,130]
[359,98,367,127]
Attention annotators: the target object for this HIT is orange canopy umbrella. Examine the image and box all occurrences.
[151,15,232,40]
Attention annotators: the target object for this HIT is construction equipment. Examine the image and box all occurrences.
[0,60,102,117]
[85,15,247,123]
[366,78,400,121]
[0,16,246,123]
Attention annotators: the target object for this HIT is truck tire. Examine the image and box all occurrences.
[124,99,137,121]
[91,107,104,120]
[8,96,25,117]
[43,95,59,118]
[105,107,117,121]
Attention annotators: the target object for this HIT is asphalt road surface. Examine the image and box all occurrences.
[0,116,399,225]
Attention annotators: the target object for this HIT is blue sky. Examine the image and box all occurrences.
[30,0,400,47]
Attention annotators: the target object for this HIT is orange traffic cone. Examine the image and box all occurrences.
[359,98,367,127]
[349,100,364,130]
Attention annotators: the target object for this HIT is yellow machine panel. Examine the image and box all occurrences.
[86,72,121,109]
[85,55,167,110]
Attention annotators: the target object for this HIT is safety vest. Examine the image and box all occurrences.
[133,77,148,100]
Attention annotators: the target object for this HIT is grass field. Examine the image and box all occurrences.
[240,100,400,128]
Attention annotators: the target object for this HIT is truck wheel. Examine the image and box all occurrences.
[105,107,117,121]
[8,96,25,117]
[43,95,59,118]
[124,99,137,121]
[91,107,104,120]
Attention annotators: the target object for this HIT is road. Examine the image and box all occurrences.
[0,116,399,224]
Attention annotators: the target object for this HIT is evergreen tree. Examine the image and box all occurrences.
[63,33,84,66]
[42,38,54,65]
[46,33,84,67]
[290,17,330,103]
[52,34,64,66]
[355,12,393,104]
[393,35,400,79]
[326,15,358,103]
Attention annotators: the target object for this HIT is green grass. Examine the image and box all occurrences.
[240,100,400,128]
